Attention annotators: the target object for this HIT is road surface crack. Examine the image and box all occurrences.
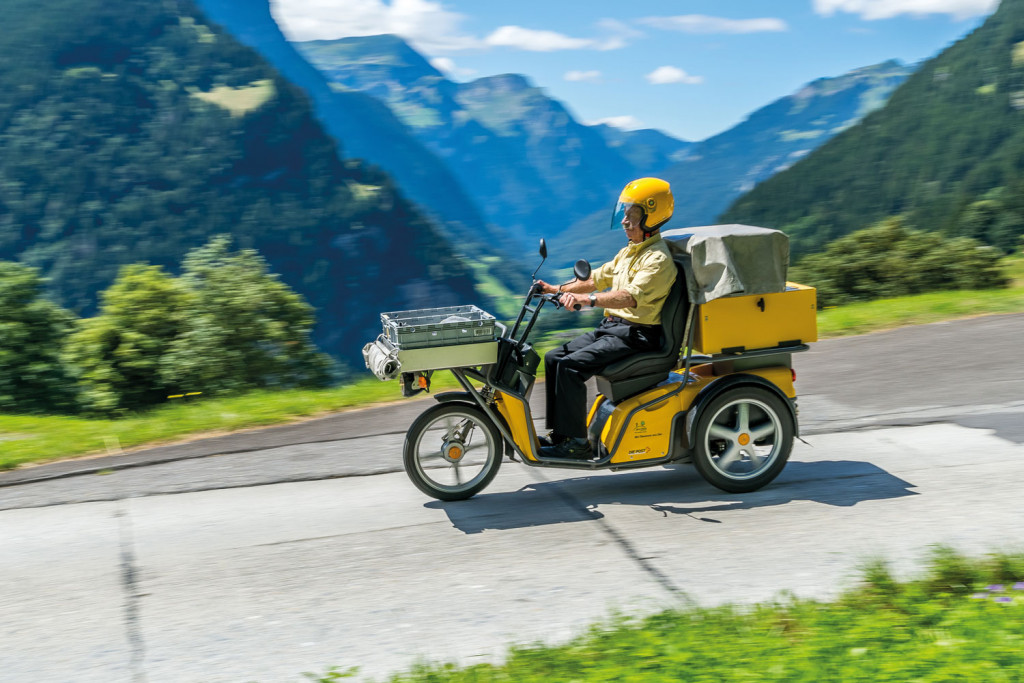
[115,504,147,683]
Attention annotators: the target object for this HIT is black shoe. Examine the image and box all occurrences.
[540,438,594,460]
[538,432,568,448]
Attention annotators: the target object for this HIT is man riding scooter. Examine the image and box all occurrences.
[534,177,678,459]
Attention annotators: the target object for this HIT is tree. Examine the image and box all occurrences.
[63,264,189,414]
[159,236,331,395]
[63,238,332,415]
[0,261,75,412]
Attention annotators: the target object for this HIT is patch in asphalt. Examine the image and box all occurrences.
[953,413,1024,445]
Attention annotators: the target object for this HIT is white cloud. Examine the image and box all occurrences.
[430,57,477,79]
[638,14,788,34]
[485,25,595,51]
[271,0,480,51]
[593,18,642,50]
[272,1,633,54]
[591,115,645,130]
[646,66,703,85]
[812,0,998,20]
[564,70,603,83]
[273,2,635,54]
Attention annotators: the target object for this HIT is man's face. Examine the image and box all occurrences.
[621,205,645,243]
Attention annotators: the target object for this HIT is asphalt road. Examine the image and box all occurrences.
[2,313,1023,682]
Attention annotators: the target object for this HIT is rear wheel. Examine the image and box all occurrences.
[692,386,793,493]
[403,403,503,501]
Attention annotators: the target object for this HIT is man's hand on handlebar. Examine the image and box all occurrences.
[533,279,560,295]
[557,292,589,311]
[533,276,599,311]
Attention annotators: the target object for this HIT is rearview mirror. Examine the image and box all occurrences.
[573,259,591,281]
[539,239,547,259]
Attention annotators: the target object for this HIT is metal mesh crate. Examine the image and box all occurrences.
[381,305,498,350]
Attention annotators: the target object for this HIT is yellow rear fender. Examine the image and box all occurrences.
[684,369,798,444]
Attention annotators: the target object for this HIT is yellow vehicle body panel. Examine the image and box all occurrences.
[693,282,817,355]
[598,364,795,464]
[494,390,539,461]
[495,362,795,466]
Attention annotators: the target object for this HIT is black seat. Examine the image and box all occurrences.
[594,258,689,403]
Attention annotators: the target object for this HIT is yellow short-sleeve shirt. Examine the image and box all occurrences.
[591,234,677,325]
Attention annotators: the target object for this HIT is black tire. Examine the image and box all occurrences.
[692,386,794,493]
[403,403,503,501]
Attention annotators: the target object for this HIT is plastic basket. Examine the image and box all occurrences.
[381,305,497,350]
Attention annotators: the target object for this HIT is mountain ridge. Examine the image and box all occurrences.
[558,59,913,266]
[721,0,1024,256]
[295,35,652,252]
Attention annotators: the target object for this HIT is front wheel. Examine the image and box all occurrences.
[692,386,794,493]
[403,403,503,501]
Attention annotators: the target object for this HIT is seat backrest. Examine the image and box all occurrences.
[646,257,689,369]
[596,258,689,384]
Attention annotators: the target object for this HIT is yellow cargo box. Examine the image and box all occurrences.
[693,282,817,355]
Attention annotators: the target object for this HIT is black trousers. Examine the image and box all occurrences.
[544,317,661,439]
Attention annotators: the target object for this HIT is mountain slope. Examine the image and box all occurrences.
[0,0,478,366]
[558,61,912,266]
[194,0,519,258]
[722,0,1024,256]
[295,35,657,251]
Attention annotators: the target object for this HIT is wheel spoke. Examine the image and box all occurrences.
[442,416,457,441]
[716,442,742,470]
[708,423,736,441]
[737,402,751,434]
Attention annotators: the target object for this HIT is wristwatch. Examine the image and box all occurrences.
[589,292,597,308]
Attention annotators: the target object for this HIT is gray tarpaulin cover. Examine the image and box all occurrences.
[662,224,789,304]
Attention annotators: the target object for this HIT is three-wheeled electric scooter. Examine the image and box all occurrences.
[362,224,817,501]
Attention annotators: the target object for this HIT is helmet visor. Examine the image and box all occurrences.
[610,201,643,231]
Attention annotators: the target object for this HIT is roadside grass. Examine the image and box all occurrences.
[306,548,1024,683]
[817,284,1024,338]
[2,254,1023,470]
[0,376,460,471]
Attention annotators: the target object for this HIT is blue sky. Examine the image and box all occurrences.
[272,0,998,141]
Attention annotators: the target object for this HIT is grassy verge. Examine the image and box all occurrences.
[817,285,1024,338]
[0,375,459,471]
[3,255,1023,470]
[307,548,1024,683]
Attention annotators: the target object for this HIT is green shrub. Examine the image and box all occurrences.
[62,237,331,415]
[159,236,331,395]
[63,263,190,414]
[791,218,1009,307]
[0,261,76,412]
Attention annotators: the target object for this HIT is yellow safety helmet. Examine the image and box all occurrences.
[610,177,674,234]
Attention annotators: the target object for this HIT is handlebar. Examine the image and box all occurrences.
[532,284,583,311]
[540,292,582,311]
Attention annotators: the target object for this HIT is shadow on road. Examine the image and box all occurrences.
[428,460,917,534]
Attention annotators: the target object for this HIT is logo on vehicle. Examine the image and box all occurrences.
[634,420,647,434]
[628,447,651,456]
